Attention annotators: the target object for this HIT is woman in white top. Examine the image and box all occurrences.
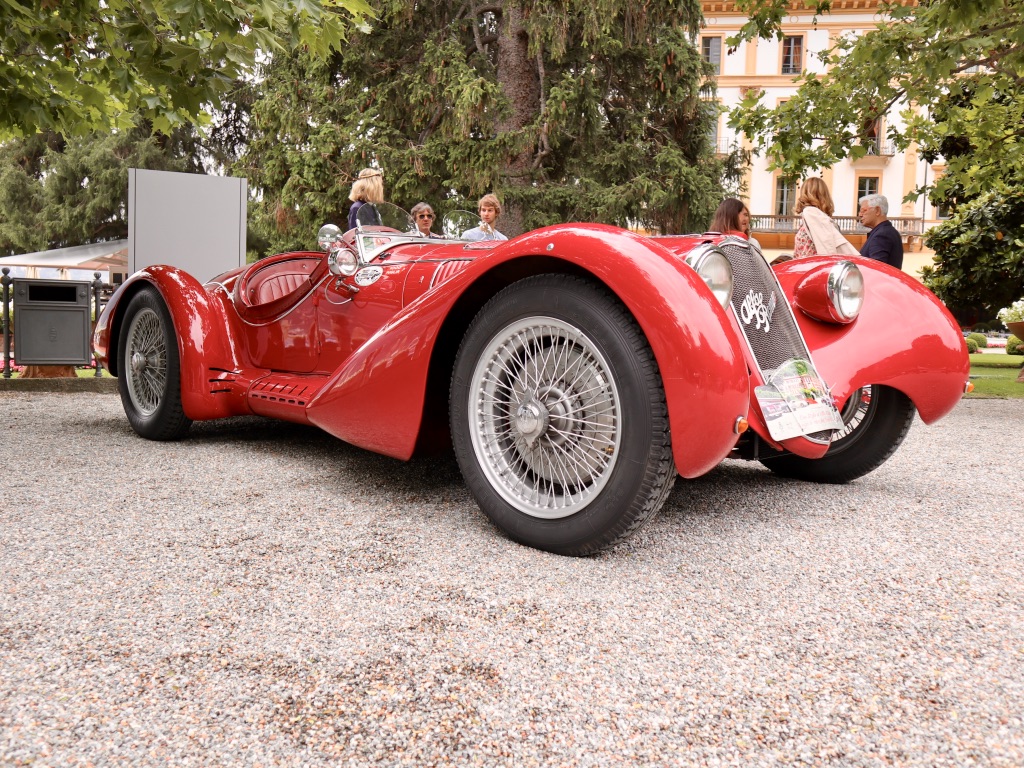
[793,177,858,258]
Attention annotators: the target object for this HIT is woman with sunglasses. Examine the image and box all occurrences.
[461,193,508,241]
[410,202,442,238]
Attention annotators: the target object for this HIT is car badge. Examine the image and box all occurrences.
[354,266,384,287]
[739,289,776,333]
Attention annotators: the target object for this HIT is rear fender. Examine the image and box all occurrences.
[307,224,750,476]
[773,257,969,424]
[94,266,245,420]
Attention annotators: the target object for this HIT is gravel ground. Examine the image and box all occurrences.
[1,392,1022,767]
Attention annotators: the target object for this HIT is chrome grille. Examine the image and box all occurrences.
[717,238,810,376]
[717,238,834,443]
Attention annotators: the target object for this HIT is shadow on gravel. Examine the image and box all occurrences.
[93,409,813,528]
[184,415,466,497]
[660,459,798,523]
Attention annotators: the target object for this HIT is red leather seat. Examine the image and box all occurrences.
[233,253,328,323]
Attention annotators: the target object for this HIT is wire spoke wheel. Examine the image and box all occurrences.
[116,287,191,440]
[124,307,168,417]
[470,317,621,519]
[760,384,914,483]
[451,275,675,556]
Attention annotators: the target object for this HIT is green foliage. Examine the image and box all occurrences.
[729,0,1024,204]
[921,191,1024,319]
[967,332,988,349]
[238,0,737,254]
[0,124,201,255]
[966,337,979,354]
[0,0,371,139]
[1008,336,1023,356]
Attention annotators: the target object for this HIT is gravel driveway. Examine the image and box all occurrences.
[1,392,1022,767]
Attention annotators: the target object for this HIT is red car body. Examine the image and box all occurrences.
[94,221,968,554]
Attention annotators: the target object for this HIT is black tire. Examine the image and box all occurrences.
[760,385,914,483]
[117,287,191,440]
[449,275,675,556]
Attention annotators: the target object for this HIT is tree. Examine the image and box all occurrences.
[728,0,1024,315]
[919,191,1024,324]
[0,125,203,255]
[238,0,739,253]
[0,0,371,139]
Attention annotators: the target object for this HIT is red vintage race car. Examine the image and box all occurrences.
[93,204,969,555]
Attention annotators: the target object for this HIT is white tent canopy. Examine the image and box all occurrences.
[0,240,128,280]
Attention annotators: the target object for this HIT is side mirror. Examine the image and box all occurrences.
[317,224,342,252]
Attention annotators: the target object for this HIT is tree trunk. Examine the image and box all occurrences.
[495,4,540,238]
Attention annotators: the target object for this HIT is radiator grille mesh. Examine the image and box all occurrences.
[717,238,835,443]
[718,239,811,376]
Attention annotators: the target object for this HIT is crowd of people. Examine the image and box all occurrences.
[708,178,903,269]
[347,168,506,242]
[346,166,903,269]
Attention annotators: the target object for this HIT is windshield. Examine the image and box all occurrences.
[440,210,480,240]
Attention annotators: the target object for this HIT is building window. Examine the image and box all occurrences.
[781,35,803,75]
[857,177,880,204]
[775,177,797,216]
[859,118,891,155]
[702,36,722,75]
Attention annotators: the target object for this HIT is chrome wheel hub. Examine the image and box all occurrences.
[469,317,621,519]
[131,351,147,375]
[514,399,548,446]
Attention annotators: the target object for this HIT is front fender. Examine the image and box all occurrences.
[774,256,969,423]
[93,266,245,421]
[307,224,750,476]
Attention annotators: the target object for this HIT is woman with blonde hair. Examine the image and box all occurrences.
[347,168,385,230]
[793,177,858,258]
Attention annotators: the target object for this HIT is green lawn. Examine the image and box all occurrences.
[967,357,1024,398]
[2,366,113,378]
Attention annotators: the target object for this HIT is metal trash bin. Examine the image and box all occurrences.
[12,278,92,365]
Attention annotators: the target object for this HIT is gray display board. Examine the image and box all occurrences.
[128,169,246,283]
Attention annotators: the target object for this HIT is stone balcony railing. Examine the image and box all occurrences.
[751,215,924,239]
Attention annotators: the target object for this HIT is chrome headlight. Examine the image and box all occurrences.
[328,247,358,276]
[685,246,733,309]
[795,260,864,324]
[317,223,342,252]
[827,261,864,321]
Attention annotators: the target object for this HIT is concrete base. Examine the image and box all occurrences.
[0,376,118,393]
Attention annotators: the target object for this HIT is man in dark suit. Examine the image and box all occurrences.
[858,194,904,269]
